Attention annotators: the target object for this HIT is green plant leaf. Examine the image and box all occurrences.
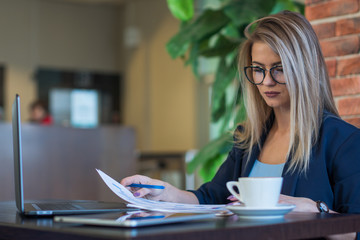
[167,0,194,21]
[270,0,297,14]
[187,132,233,173]
[186,40,211,79]
[221,22,241,40]
[211,57,237,122]
[199,34,240,58]
[233,90,247,124]
[223,0,276,27]
[219,100,236,133]
[212,94,226,122]
[199,153,228,182]
[166,9,230,59]
[294,1,305,14]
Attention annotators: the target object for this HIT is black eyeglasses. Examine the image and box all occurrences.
[244,65,286,85]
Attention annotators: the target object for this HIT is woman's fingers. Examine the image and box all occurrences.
[278,194,318,212]
[133,187,152,198]
[227,195,238,201]
[121,175,147,185]
[120,174,166,200]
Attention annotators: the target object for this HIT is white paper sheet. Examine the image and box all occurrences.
[96,169,226,213]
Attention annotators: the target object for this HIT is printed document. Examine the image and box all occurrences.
[96,169,226,213]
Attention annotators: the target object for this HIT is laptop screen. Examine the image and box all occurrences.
[12,94,25,213]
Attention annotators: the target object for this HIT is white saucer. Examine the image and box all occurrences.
[226,204,295,220]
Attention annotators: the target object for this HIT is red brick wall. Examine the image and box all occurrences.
[305,0,360,127]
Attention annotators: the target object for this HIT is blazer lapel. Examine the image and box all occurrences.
[281,160,299,196]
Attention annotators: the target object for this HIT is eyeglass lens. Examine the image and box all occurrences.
[245,66,285,84]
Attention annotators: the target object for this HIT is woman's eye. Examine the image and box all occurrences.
[273,68,283,74]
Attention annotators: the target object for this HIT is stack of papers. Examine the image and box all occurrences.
[96,169,226,213]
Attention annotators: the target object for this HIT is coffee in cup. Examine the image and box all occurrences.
[226,177,283,208]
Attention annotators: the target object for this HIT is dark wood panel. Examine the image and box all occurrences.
[0,123,137,202]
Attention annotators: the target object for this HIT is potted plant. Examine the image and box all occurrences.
[166,0,304,182]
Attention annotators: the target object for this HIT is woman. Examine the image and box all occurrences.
[121,11,360,239]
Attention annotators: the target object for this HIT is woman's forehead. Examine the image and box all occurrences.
[251,42,281,65]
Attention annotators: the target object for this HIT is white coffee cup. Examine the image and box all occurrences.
[226,177,283,208]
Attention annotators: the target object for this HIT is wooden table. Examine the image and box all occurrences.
[0,201,359,240]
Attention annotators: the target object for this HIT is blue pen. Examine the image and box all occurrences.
[127,183,165,189]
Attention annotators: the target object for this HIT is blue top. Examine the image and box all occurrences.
[190,111,360,215]
[249,160,285,177]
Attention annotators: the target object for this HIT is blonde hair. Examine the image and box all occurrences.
[236,11,338,173]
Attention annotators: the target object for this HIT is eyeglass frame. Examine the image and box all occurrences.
[244,65,286,85]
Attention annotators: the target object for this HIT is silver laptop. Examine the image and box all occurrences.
[12,94,136,216]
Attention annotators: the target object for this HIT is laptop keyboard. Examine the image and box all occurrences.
[34,203,82,211]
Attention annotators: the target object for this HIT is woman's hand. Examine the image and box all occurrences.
[278,194,319,212]
[278,195,356,240]
[120,175,167,201]
[226,195,242,205]
[120,175,199,204]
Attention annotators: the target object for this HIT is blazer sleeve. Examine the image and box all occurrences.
[330,130,360,214]
[189,145,243,204]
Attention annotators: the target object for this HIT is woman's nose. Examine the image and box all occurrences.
[262,70,276,85]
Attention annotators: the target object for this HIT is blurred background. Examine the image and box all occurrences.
[0,0,204,152]
[1,0,359,201]
[0,0,208,199]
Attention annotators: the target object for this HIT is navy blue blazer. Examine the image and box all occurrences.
[192,111,360,214]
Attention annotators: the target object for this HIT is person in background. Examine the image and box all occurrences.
[29,100,53,125]
[121,11,360,240]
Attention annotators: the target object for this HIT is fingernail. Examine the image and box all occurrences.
[134,192,140,197]
[227,195,234,200]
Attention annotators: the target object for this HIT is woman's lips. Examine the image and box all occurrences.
[264,91,280,98]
